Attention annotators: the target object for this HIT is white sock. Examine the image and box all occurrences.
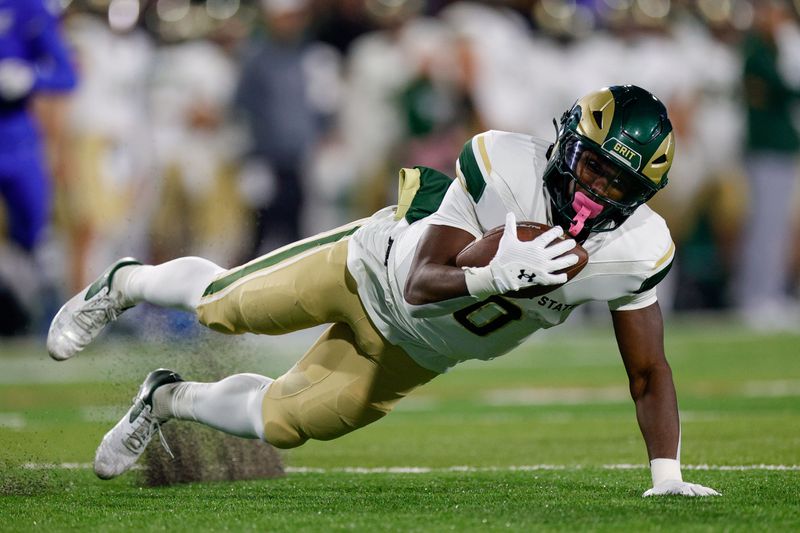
[113,257,225,312]
[152,374,273,440]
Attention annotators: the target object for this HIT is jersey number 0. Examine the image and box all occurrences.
[453,296,523,336]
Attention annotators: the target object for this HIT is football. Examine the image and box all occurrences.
[455,221,589,298]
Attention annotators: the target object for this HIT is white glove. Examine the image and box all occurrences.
[464,212,579,298]
[643,480,721,497]
[0,59,35,101]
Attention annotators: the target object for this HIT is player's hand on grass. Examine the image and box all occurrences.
[643,480,721,497]
[488,212,579,293]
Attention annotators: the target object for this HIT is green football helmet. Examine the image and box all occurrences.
[543,85,675,239]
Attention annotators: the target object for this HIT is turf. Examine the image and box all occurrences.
[2,469,798,532]
[1,315,799,531]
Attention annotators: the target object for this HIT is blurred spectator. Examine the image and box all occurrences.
[314,0,375,54]
[60,7,154,291]
[0,0,76,334]
[734,0,800,329]
[335,2,421,216]
[337,1,477,216]
[641,10,747,311]
[234,0,335,255]
[396,20,479,172]
[149,30,249,265]
[441,2,548,135]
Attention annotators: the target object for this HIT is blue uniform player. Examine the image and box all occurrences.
[0,0,76,252]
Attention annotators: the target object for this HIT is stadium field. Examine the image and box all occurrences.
[1,315,798,531]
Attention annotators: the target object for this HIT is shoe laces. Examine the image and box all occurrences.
[124,405,175,459]
[74,293,123,333]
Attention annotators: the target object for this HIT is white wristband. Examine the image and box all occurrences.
[650,458,683,486]
[463,266,496,298]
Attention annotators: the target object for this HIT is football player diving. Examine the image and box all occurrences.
[48,85,719,497]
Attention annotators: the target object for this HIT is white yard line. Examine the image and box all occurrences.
[80,406,126,423]
[22,462,94,470]
[0,412,25,429]
[481,379,800,407]
[286,464,800,473]
[742,380,800,397]
[20,463,800,472]
[483,387,629,406]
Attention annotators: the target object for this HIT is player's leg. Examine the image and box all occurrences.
[736,154,798,319]
[151,237,412,444]
[92,235,438,477]
[159,321,433,447]
[194,222,366,339]
[0,151,50,252]
[93,323,438,479]
[259,322,438,448]
[92,368,272,479]
[164,258,438,448]
[46,255,225,360]
[115,258,226,312]
[0,153,54,332]
[47,219,363,360]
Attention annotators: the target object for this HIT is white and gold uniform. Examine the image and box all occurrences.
[195,129,673,447]
[348,130,675,373]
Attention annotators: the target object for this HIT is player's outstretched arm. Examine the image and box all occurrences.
[611,303,721,497]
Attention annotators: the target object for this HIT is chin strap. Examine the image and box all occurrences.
[568,191,604,236]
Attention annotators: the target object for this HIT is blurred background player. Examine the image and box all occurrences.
[0,0,76,335]
[148,21,249,267]
[59,2,153,292]
[234,0,336,256]
[336,1,479,217]
[734,0,800,329]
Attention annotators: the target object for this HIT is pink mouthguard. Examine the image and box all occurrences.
[568,191,604,236]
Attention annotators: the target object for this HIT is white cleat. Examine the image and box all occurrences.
[47,258,141,361]
[94,369,184,480]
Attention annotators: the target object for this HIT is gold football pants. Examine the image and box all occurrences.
[196,228,438,448]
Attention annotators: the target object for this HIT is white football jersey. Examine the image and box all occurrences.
[347,130,675,373]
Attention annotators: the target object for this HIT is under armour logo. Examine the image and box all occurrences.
[518,270,536,283]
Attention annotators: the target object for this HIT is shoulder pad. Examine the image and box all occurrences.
[630,208,675,293]
[635,242,674,293]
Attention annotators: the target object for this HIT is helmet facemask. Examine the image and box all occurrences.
[545,131,660,239]
[543,85,673,241]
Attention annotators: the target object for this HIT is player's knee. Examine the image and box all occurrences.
[201,319,239,335]
[263,419,309,449]
[310,397,392,441]
[196,305,246,335]
[338,393,391,433]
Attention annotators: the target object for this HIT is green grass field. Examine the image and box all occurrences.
[1,315,799,531]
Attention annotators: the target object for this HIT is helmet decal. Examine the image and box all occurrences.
[642,131,675,185]
[543,85,674,238]
[573,87,615,145]
[601,137,642,171]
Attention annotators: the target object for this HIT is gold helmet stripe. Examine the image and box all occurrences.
[574,87,615,144]
[641,131,675,185]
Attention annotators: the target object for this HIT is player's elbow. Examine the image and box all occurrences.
[403,274,429,306]
[403,272,453,318]
[628,361,673,401]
